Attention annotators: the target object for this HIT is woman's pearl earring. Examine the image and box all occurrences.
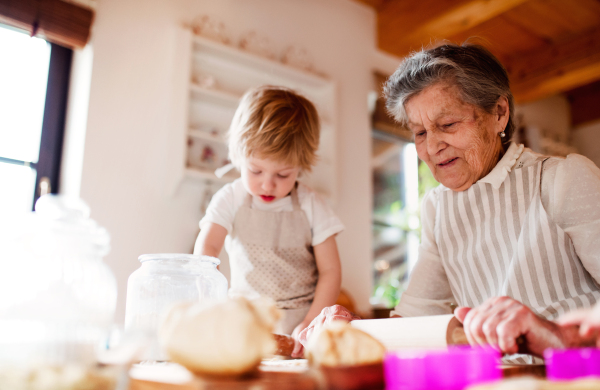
[499,131,506,138]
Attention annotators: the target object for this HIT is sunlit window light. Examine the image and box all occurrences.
[0,25,51,214]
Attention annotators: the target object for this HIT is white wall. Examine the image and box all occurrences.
[573,120,600,168]
[515,95,571,145]
[515,95,600,167]
[80,0,388,323]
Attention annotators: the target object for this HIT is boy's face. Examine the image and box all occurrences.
[241,156,300,203]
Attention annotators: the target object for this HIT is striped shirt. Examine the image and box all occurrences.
[394,143,600,319]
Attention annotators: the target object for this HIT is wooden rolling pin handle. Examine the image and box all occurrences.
[447,317,470,346]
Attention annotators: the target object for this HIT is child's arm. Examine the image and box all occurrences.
[193,222,228,257]
[291,234,342,357]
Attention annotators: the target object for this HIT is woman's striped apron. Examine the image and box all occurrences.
[435,157,600,362]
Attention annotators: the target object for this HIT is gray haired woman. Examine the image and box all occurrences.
[299,43,600,361]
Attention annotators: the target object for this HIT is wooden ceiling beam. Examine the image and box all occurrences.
[509,27,600,103]
[378,0,529,57]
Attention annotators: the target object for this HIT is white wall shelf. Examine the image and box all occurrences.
[190,84,240,107]
[192,35,329,89]
[169,27,338,203]
[185,167,239,184]
[188,128,225,143]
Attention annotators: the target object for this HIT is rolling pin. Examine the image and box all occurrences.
[273,315,468,357]
[350,314,468,350]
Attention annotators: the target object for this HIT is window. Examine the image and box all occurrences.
[371,131,420,308]
[369,74,439,312]
[0,24,72,214]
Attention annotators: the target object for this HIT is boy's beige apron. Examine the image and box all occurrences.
[227,186,317,334]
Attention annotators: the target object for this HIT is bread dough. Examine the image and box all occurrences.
[159,297,280,376]
[305,321,385,367]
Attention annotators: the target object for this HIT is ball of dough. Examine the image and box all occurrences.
[305,321,385,367]
[159,298,280,376]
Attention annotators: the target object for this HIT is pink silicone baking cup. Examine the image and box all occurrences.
[384,347,502,390]
[545,348,600,380]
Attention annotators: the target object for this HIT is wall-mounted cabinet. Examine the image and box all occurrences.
[168,27,338,203]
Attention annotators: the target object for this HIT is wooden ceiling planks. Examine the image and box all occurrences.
[377,0,473,54]
[503,0,600,43]
[357,0,600,103]
[447,15,548,63]
[507,26,600,102]
[377,0,529,56]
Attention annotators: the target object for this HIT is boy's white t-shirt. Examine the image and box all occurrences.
[199,179,344,246]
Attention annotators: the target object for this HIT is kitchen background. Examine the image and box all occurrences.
[2,0,600,325]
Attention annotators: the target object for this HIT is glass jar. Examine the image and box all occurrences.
[124,254,228,360]
[0,195,117,378]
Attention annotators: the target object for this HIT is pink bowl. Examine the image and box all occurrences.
[384,347,501,390]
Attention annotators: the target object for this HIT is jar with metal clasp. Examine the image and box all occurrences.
[124,253,228,360]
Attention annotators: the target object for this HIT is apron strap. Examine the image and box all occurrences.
[536,157,551,195]
[290,183,301,211]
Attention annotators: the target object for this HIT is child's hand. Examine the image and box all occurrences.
[297,305,360,350]
[291,321,311,358]
[558,303,600,347]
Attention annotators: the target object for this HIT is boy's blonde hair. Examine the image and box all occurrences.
[228,85,320,172]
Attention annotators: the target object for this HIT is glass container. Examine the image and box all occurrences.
[0,195,118,387]
[124,254,228,360]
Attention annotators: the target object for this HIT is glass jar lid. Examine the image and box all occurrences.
[137,253,220,265]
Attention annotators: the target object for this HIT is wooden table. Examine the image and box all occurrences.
[128,360,321,390]
[127,360,547,390]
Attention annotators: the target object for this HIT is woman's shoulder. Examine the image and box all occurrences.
[423,185,446,204]
[541,153,600,180]
[420,185,445,223]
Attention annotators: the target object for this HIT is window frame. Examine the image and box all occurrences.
[34,42,73,206]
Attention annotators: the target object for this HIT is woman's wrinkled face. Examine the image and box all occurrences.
[404,83,509,192]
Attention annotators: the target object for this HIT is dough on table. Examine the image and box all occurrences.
[159,297,280,376]
[305,321,385,367]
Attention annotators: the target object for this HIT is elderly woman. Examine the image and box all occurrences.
[298,43,600,361]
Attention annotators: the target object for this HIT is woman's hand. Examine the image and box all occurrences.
[454,296,577,357]
[297,305,360,348]
[558,303,600,347]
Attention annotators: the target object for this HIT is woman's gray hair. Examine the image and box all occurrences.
[384,43,515,150]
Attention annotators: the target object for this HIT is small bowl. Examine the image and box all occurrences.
[385,347,501,390]
[545,348,600,380]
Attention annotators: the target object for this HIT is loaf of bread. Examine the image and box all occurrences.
[160,298,280,376]
[305,321,385,367]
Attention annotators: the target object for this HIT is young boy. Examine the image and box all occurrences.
[194,86,344,357]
